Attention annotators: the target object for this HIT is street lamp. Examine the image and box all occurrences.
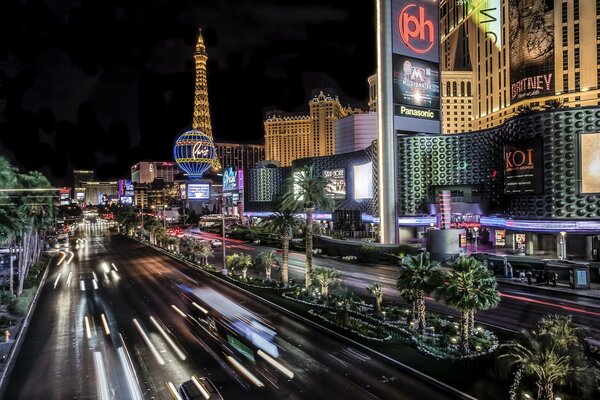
[474,226,479,252]
[559,231,567,260]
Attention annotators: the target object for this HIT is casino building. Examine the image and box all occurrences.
[243,0,600,261]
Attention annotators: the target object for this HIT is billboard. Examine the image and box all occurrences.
[504,138,544,195]
[120,196,133,205]
[323,168,346,199]
[392,0,439,63]
[353,162,373,200]
[223,167,238,192]
[580,133,600,194]
[509,0,554,102]
[393,55,440,120]
[391,0,440,134]
[187,183,210,201]
[472,0,502,49]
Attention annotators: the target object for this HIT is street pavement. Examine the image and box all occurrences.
[4,227,460,400]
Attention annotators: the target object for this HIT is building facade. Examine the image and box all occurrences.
[264,90,359,166]
[131,162,179,184]
[334,112,378,154]
[440,0,600,131]
[246,107,600,260]
[214,142,265,171]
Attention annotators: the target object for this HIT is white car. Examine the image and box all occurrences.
[210,239,222,248]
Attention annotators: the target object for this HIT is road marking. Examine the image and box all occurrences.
[53,272,62,289]
[133,318,165,366]
[85,316,92,339]
[328,353,350,367]
[100,313,110,335]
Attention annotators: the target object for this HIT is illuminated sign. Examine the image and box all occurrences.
[120,196,133,205]
[187,183,210,201]
[580,133,600,194]
[504,138,543,195]
[192,142,210,159]
[76,192,85,201]
[323,168,346,199]
[393,0,439,62]
[473,0,502,48]
[223,167,238,192]
[353,162,373,200]
[509,0,554,101]
[393,55,440,119]
[495,230,506,246]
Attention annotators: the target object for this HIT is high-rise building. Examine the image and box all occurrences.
[334,112,378,154]
[440,0,600,131]
[214,142,265,171]
[73,170,94,189]
[264,90,359,166]
[131,162,179,184]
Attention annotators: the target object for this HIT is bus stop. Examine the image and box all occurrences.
[544,260,591,289]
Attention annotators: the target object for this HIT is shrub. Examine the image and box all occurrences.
[358,244,382,264]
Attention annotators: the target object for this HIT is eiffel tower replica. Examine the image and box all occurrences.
[192,28,220,170]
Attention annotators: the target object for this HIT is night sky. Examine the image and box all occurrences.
[0,0,375,186]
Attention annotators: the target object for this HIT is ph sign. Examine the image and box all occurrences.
[393,0,439,63]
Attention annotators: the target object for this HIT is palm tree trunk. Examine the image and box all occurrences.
[321,284,328,299]
[460,310,470,354]
[536,381,554,400]
[417,290,426,333]
[265,266,271,281]
[412,301,417,320]
[305,207,314,288]
[375,297,382,316]
[243,269,247,280]
[469,309,475,335]
[9,241,14,298]
[281,236,290,286]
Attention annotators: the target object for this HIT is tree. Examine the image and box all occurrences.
[367,283,384,316]
[257,250,279,281]
[500,316,599,400]
[237,254,254,280]
[283,165,333,289]
[196,242,214,267]
[225,253,241,274]
[260,204,303,286]
[396,252,442,334]
[399,287,419,320]
[436,256,500,353]
[312,268,338,299]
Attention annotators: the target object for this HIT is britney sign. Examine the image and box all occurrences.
[504,138,544,195]
[393,0,439,63]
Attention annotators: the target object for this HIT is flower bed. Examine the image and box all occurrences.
[308,309,392,342]
[227,274,294,290]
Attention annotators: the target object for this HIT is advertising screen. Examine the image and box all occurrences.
[76,192,85,201]
[223,167,238,192]
[504,138,544,195]
[392,0,439,63]
[120,196,133,205]
[472,0,502,49]
[188,183,210,201]
[353,162,373,200]
[509,0,554,101]
[393,55,440,120]
[580,133,600,193]
[323,168,346,199]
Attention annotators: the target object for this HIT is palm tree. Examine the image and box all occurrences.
[536,315,579,352]
[396,252,442,333]
[257,250,279,281]
[367,283,384,316]
[283,165,333,289]
[196,242,214,267]
[225,253,240,274]
[238,254,254,280]
[312,267,338,299]
[399,287,419,320]
[260,204,303,286]
[501,330,571,400]
[436,256,499,353]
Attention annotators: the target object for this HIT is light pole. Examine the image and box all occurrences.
[474,226,479,253]
[559,231,567,260]
[163,204,167,229]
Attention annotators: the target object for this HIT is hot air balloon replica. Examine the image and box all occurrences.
[173,129,217,204]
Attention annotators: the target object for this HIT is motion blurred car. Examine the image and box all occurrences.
[179,377,222,400]
[210,239,222,248]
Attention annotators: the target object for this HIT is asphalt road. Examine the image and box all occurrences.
[206,235,600,337]
[4,228,459,400]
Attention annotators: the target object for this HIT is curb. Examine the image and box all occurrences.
[0,255,53,398]
[133,236,476,400]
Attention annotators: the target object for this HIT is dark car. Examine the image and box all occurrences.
[179,377,222,400]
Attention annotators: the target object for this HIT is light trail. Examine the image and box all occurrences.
[111,263,118,272]
[53,272,62,289]
[93,279,99,290]
[93,352,110,400]
[132,319,165,366]
[80,280,86,292]
[84,316,92,339]
[150,316,187,360]
[191,376,211,400]
[192,302,209,315]
[56,252,66,266]
[100,313,110,335]
[500,293,600,317]
[117,347,144,400]
[66,272,73,287]
[226,356,264,387]
[166,382,183,400]
[171,305,187,318]
[258,349,294,379]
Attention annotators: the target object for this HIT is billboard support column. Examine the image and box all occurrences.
[377,0,399,244]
